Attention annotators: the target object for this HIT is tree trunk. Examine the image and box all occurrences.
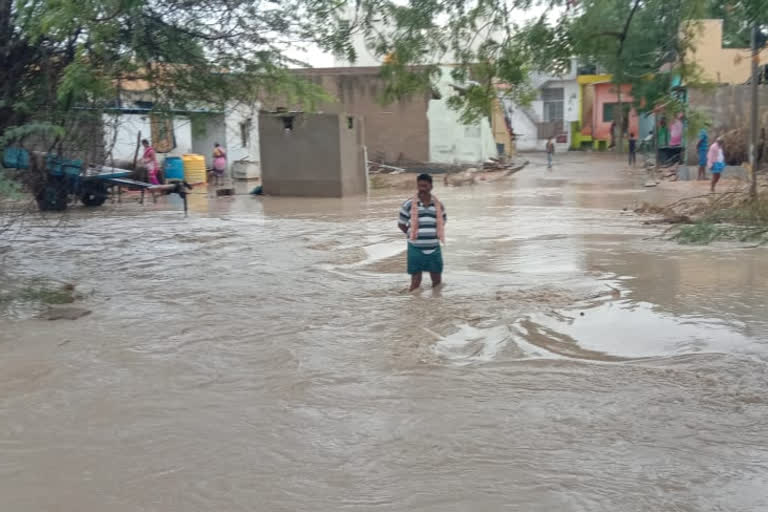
[132,131,142,171]
[750,24,759,199]
[616,82,624,155]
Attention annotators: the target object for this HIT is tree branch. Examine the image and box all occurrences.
[618,0,643,55]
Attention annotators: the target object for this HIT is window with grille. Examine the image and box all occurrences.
[541,87,564,122]
[602,103,630,123]
[240,118,252,147]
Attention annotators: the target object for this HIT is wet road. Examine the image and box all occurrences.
[1,154,767,511]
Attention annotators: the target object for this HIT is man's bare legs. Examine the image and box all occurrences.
[698,165,706,180]
[410,273,422,291]
[410,272,441,291]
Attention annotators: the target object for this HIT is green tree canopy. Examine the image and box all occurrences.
[0,0,352,151]
[3,0,768,157]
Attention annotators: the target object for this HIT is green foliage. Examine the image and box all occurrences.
[0,123,66,148]
[705,0,768,48]
[354,0,724,125]
[672,193,768,245]
[3,0,766,183]
[708,194,768,225]
[569,0,709,102]
[57,51,113,107]
[0,282,78,306]
[0,172,22,199]
[0,0,353,159]
[513,16,574,74]
[673,222,730,244]
[684,108,712,139]
[378,62,441,106]
[18,285,77,305]
[674,220,768,245]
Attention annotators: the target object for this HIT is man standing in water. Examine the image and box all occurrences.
[399,174,447,291]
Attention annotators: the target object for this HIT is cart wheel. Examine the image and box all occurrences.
[35,180,68,211]
[81,184,108,207]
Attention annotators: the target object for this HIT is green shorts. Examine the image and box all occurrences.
[407,243,443,274]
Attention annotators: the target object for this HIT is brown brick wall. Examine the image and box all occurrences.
[266,67,431,163]
[687,85,768,164]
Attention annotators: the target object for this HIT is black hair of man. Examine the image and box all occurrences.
[417,173,433,184]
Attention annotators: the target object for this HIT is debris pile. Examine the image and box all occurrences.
[367,162,406,175]
[482,157,528,173]
[444,158,529,187]
[721,127,749,164]
[633,181,768,245]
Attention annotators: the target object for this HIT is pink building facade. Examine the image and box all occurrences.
[590,82,639,141]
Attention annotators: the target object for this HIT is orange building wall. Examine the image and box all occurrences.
[687,19,768,84]
[592,83,639,140]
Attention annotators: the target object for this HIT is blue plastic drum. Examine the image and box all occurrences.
[164,156,185,181]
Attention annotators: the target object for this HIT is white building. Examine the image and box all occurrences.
[502,59,579,152]
[334,23,498,164]
[102,102,261,179]
[428,67,496,164]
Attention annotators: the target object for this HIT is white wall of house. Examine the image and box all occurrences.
[191,115,226,167]
[103,113,194,165]
[224,103,261,179]
[173,118,194,155]
[103,113,150,163]
[505,77,579,152]
[505,98,538,152]
[103,107,261,179]
[428,67,496,164]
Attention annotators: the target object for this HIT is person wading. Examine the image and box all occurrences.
[398,173,446,291]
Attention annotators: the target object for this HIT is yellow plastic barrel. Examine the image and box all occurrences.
[182,154,207,184]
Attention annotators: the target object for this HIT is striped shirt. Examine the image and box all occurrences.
[398,197,447,253]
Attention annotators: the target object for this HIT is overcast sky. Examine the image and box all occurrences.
[284,2,560,68]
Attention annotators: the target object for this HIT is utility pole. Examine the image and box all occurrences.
[750,24,759,199]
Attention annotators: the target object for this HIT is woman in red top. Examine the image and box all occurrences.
[142,139,160,185]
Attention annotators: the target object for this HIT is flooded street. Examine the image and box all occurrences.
[1,153,768,511]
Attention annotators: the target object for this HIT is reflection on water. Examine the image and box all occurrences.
[513,300,758,361]
[1,154,768,511]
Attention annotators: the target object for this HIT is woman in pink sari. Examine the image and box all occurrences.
[212,143,227,186]
[142,139,160,185]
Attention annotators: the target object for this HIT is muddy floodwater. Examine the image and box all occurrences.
[1,154,767,511]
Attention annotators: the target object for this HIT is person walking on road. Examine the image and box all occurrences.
[546,137,555,169]
[628,132,637,167]
[398,174,446,292]
[696,129,709,180]
[708,136,725,193]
